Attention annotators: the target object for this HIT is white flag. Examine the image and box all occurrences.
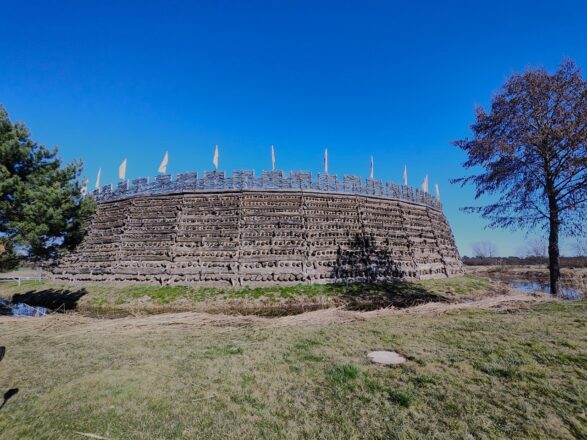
[81,177,88,196]
[435,183,440,200]
[271,144,275,171]
[369,156,374,179]
[119,158,127,180]
[324,148,329,174]
[158,151,169,174]
[422,175,429,193]
[213,144,219,170]
[95,167,102,190]
[403,164,408,186]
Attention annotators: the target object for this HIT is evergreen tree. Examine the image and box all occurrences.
[0,238,19,271]
[0,105,95,262]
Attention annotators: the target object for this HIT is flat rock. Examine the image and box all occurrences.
[367,351,406,365]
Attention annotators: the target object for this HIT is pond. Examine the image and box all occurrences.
[509,280,582,300]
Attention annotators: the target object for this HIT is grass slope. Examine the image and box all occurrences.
[0,300,585,439]
[0,275,493,317]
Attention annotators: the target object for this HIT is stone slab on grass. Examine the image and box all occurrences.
[367,350,406,365]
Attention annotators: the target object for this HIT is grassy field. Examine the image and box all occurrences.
[0,274,494,317]
[1,274,585,439]
[0,291,586,439]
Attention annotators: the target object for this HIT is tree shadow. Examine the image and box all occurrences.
[332,233,447,310]
[7,288,88,312]
[0,301,12,316]
[337,280,448,311]
[333,234,405,282]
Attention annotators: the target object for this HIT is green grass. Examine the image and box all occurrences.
[0,299,585,439]
[0,274,493,316]
[388,389,417,408]
[414,274,492,296]
[326,363,361,384]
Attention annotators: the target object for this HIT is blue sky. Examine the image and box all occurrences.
[1,0,586,256]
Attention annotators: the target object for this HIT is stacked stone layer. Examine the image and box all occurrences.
[52,190,463,286]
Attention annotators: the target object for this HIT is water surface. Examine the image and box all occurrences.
[509,280,582,300]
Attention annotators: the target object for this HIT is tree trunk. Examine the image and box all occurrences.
[547,184,561,296]
[548,213,561,295]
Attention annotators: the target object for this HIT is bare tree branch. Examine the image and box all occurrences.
[453,60,587,295]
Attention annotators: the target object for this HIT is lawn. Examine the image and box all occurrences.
[0,297,585,439]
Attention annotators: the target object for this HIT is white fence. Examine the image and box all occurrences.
[0,275,45,286]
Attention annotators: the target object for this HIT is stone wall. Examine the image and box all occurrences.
[52,190,463,286]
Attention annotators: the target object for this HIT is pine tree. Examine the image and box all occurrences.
[0,105,95,262]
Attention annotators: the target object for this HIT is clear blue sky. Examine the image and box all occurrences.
[2,0,586,256]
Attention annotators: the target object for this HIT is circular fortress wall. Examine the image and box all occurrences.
[52,191,463,286]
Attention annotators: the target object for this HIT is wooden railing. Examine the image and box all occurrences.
[92,170,442,210]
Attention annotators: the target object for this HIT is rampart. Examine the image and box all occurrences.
[53,171,463,286]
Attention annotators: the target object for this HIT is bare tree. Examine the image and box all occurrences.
[453,61,587,295]
[522,238,548,257]
[471,241,498,258]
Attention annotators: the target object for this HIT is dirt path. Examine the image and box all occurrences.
[0,292,552,338]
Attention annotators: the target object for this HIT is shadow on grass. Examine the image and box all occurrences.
[9,288,88,312]
[339,281,448,311]
[0,388,18,411]
[199,281,447,316]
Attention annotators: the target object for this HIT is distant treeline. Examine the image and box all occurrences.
[462,256,587,268]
